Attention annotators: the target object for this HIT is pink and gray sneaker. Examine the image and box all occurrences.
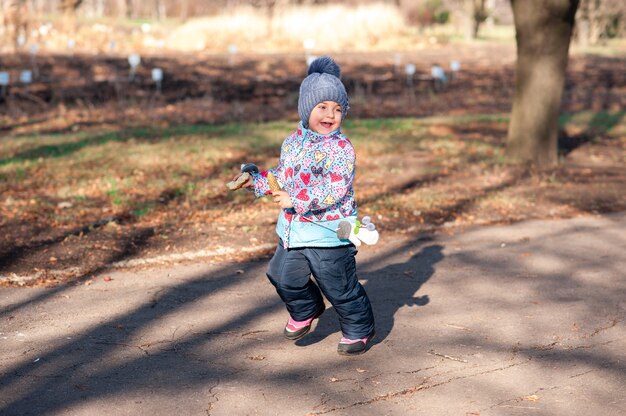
[337,331,375,356]
[283,305,325,341]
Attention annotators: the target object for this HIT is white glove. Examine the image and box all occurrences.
[341,216,379,246]
[348,226,362,247]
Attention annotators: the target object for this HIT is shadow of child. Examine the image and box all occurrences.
[296,243,444,346]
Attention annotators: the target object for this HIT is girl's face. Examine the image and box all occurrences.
[308,101,342,135]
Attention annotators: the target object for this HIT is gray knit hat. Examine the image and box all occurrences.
[298,56,349,129]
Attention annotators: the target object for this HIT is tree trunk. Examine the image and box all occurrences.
[506,0,579,165]
[95,0,104,18]
[473,0,487,38]
[153,0,166,20]
[179,0,188,21]
[485,0,496,29]
[588,0,601,44]
[461,0,475,39]
[116,0,126,18]
[126,0,134,19]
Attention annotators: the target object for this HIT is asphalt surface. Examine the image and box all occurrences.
[1,213,625,415]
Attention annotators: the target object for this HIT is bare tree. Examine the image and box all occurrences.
[154,0,166,20]
[506,0,580,165]
[179,0,189,20]
[250,0,281,36]
[450,0,490,38]
[60,0,84,14]
[3,0,31,51]
[82,0,105,18]
[125,0,136,18]
[472,0,489,37]
[576,0,626,46]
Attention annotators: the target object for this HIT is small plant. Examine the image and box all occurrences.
[106,179,123,206]
[132,203,155,218]
[14,168,26,181]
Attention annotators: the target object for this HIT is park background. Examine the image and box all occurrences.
[0,0,625,285]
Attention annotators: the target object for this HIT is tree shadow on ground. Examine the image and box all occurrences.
[558,110,625,156]
[296,243,444,346]
[0,215,624,415]
[0,123,280,167]
[0,144,280,279]
[0,234,443,415]
[0,225,155,319]
[0,257,276,415]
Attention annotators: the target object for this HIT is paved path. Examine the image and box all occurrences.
[1,213,625,415]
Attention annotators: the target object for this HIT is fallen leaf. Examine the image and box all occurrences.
[103,276,112,282]
[445,323,470,331]
[329,377,339,382]
[356,368,367,373]
[523,394,539,402]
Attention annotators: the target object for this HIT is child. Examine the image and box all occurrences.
[231,56,375,355]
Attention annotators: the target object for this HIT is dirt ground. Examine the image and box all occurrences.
[1,44,625,286]
[2,44,624,126]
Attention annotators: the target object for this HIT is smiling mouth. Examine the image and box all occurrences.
[321,122,333,128]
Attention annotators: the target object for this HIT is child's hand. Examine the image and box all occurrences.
[230,172,253,189]
[272,190,293,209]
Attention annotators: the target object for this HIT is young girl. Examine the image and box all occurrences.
[232,56,375,355]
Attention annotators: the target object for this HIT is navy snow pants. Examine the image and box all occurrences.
[266,240,375,339]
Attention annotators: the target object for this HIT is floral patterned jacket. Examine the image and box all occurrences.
[252,122,358,248]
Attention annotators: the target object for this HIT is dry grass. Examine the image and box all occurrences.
[167,3,415,52]
[5,3,626,57]
[1,111,624,283]
[1,3,493,55]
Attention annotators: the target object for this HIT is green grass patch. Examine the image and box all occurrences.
[2,112,622,227]
[132,202,156,218]
[559,110,626,140]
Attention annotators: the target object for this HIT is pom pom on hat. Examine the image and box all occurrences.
[307,56,341,78]
[298,56,349,129]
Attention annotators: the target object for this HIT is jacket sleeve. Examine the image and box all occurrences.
[251,140,287,197]
[291,140,355,215]
[252,169,280,197]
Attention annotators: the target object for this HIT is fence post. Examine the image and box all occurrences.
[0,72,9,101]
[128,54,141,81]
